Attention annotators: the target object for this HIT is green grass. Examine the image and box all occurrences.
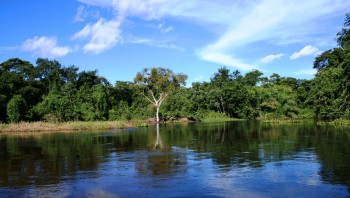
[0,120,149,133]
[200,117,242,122]
[261,119,305,123]
[318,119,350,126]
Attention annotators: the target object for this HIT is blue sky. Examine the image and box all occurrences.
[1,0,349,85]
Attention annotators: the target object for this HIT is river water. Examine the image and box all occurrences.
[0,121,350,197]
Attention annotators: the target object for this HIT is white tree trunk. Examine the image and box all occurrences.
[141,91,166,123]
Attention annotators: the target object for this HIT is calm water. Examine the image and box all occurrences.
[1,121,350,198]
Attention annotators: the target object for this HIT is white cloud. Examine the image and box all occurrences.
[199,51,255,70]
[21,36,71,57]
[157,23,173,33]
[129,37,184,51]
[293,68,317,75]
[75,0,350,64]
[74,5,88,22]
[197,0,349,69]
[72,18,122,54]
[261,53,284,63]
[290,45,320,60]
[163,26,173,33]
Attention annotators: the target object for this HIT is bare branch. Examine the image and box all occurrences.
[150,90,157,103]
[141,92,156,105]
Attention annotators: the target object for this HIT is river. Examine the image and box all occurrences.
[0,121,350,197]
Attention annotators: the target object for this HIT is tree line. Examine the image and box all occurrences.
[1,14,349,123]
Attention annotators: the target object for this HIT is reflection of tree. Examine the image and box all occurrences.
[154,124,163,149]
[1,122,350,191]
[314,127,350,186]
[135,124,187,177]
[0,131,150,187]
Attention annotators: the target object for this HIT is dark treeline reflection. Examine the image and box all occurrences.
[1,121,350,189]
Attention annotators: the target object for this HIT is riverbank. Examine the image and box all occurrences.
[260,118,350,126]
[0,117,238,133]
[0,120,148,133]
[318,119,350,126]
[2,117,349,133]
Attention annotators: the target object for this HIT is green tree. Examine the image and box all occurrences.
[134,67,187,122]
[310,67,344,120]
[7,95,26,123]
[244,70,263,86]
[34,91,70,122]
[257,84,299,119]
[337,13,350,49]
[310,13,350,120]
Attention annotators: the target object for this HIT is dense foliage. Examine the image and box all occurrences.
[0,14,349,123]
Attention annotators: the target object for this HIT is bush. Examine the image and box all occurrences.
[7,95,26,123]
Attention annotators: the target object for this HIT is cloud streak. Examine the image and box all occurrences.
[293,68,317,75]
[199,51,255,70]
[75,0,350,68]
[21,36,71,58]
[290,45,320,60]
[74,5,87,22]
[198,0,349,69]
[129,37,185,51]
[261,53,284,63]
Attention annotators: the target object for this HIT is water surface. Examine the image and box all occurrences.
[1,121,350,197]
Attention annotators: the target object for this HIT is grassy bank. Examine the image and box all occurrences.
[318,119,350,126]
[261,118,350,127]
[200,117,243,122]
[0,120,148,133]
[261,119,306,124]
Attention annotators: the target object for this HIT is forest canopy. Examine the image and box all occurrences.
[0,14,349,123]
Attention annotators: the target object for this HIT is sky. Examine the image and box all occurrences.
[1,0,349,85]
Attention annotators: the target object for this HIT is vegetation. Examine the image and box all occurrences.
[0,13,349,127]
[134,67,187,123]
[0,120,147,133]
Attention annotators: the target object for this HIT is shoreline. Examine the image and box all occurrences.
[1,118,349,134]
[0,120,148,133]
[0,117,233,133]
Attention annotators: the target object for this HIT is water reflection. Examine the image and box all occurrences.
[0,121,350,197]
[135,124,187,177]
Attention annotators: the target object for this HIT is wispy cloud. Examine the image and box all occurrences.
[199,51,255,70]
[75,0,251,54]
[261,53,284,63]
[293,68,317,75]
[290,45,320,60]
[74,5,88,22]
[75,0,350,64]
[197,0,349,69]
[72,18,122,54]
[21,36,71,58]
[157,23,173,33]
[129,37,184,51]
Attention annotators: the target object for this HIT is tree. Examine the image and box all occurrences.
[310,67,344,120]
[7,95,26,123]
[337,13,350,50]
[134,67,187,123]
[310,13,350,120]
[244,70,263,86]
[269,73,281,85]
